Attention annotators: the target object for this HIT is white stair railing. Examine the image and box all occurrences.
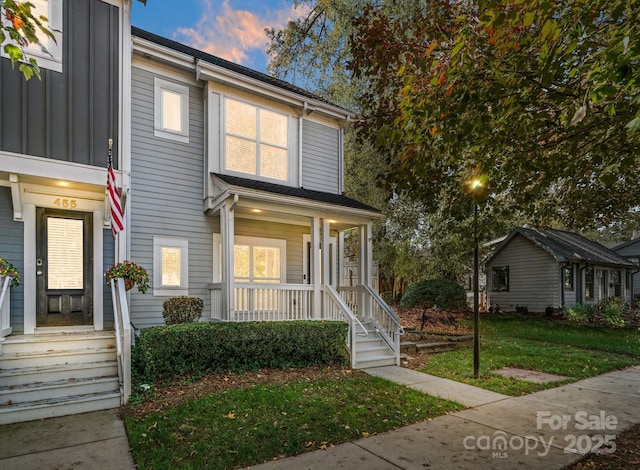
[338,285,404,365]
[324,285,368,368]
[0,276,13,340]
[110,278,131,404]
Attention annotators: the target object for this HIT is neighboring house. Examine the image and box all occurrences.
[613,237,640,300]
[485,227,636,313]
[0,2,400,424]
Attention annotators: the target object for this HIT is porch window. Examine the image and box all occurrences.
[224,97,289,182]
[154,78,189,142]
[491,266,509,292]
[2,0,64,73]
[563,266,574,291]
[153,236,188,296]
[585,267,594,300]
[612,270,622,298]
[213,235,286,283]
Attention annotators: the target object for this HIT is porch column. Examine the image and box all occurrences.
[359,223,373,320]
[311,217,321,319]
[220,198,236,321]
[338,231,345,287]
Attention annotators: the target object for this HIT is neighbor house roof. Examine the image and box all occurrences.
[485,227,636,268]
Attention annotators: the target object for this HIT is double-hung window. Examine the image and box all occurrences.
[154,78,189,142]
[224,97,289,182]
[153,236,188,296]
[585,267,594,300]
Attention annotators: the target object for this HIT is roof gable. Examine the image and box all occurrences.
[486,227,636,268]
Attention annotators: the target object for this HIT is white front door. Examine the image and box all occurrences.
[302,234,336,285]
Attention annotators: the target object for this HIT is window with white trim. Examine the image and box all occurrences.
[153,236,188,296]
[2,0,63,73]
[154,78,189,142]
[213,235,286,283]
[224,97,289,182]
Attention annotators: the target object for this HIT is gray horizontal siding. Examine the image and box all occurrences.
[613,240,640,298]
[0,0,120,168]
[130,66,216,329]
[487,236,560,312]
[301,120,339,193]
[0,187,24,333]
[102,229,115,329]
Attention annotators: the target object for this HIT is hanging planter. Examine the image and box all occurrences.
[105,260,149,294]
[0,257,21,288]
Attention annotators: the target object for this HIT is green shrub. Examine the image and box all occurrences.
[400,278,467,311]
[568,299,629,328]
[132,321,349,382]
[162,296,204,325]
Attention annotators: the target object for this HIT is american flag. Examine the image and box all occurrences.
[107,139,124,236]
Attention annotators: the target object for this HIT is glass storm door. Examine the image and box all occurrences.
[36,208,93,326]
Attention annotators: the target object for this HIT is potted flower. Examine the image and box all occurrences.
[0,256,21,288]
[105,260,149,294]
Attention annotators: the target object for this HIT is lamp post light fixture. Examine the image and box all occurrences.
[466,175,486,379]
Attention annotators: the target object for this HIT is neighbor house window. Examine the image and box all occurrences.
[154,78,189,142]
[224,97,289,181]
[585,267,594,300]
[612,270,622,298]
[153,236,188,296]
[2,0,64,73]
[492,266,509,292]
[563,266,574,291]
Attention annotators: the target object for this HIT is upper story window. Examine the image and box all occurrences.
[2,0,63,73]
[224,97,289,182]
[154,78,189,142]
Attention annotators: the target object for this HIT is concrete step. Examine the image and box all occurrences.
[0,347,116,368]
[1,331,116,354]
[0,376,119,404]
[354,354,397,369]
[0,360,118,387]
[356,344,394,360]
[0,392,122,425]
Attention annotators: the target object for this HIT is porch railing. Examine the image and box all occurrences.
[324,285,368,368]
[338,285,404,361]
[0,276,13,340]
[110,278,131,404]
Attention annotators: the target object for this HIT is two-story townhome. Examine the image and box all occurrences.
[0,3,400,425]
[0,0,135,424]
[128,28,400,370]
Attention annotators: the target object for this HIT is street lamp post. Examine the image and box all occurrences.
[466,175,485,379]
[473,203,480,378]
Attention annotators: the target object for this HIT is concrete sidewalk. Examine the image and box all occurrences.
[248,366,640,469]
[1,366,639,469]
[0,408,135,470]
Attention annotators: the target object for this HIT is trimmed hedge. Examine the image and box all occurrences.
[162,296,204,325]
[132,321,349,382]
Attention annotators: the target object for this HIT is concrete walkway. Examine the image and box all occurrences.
[0,408,135,470]
[248,366,640,469]
[1,366,639,469]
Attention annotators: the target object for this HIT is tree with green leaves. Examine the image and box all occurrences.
[350,0,640,229]
[1,0,56,80]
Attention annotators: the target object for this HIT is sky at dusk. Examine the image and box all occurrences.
[132,0,308,74]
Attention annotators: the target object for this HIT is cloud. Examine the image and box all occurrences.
[174,0,304,67]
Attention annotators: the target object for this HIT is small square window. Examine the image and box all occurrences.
[154,78,189,142]
[492,266,509,292]
[153,236,188,296]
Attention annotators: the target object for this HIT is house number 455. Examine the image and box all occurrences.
[54,198,77,209]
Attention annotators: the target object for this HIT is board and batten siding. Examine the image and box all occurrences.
[487,236,560,312]
[301,120,340,193]
[130,66,217,329]
[0,187,25,332]
[0,0,120,168]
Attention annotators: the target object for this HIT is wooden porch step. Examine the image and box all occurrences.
[0,360,118,387]
[1,331,116,354]
[354,354,397,369]
[0,376,119,404]
[0,347,116,368]
[0,391,121,425]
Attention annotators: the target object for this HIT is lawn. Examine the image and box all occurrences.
[416,313,640,395]
[125,374,461,469]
